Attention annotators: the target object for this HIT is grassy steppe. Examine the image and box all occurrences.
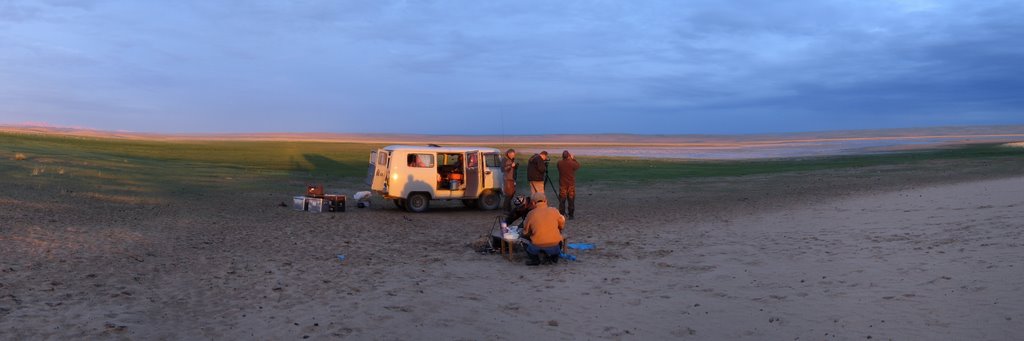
[1,133,383,192]
[3,132,1023,196]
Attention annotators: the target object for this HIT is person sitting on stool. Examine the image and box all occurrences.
[504,195,535,226]
[521,192,565,266]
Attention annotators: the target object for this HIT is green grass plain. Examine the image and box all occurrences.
[3,132,1023,197]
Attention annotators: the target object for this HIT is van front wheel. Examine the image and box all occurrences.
[405,193,430,213]
[477,190,501,210]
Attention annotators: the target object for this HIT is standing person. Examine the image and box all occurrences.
[527,151,549,195]
[521,192,565,266]
[557,150,580,219]
[502,149,519,213]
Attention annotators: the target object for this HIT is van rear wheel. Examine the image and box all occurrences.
[405,193,430,213]
[477,190,501,210]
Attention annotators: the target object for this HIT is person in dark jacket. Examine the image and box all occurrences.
[526,151,548,195]
[556,150,581,219]
[501,149,518,213]
[504,194,534,225]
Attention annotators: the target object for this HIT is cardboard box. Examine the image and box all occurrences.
[306,184,324,198]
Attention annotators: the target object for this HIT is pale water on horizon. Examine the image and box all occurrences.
[564,137,1013,160]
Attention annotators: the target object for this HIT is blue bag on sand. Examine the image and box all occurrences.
[560,253,577,261]
[567,243,595,250]
[337,254,346,261]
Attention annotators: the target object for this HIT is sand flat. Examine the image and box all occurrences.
[669,176,1024,339]
[1,163,1022,339]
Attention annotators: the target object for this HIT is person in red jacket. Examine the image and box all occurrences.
[502,149,518,213]
[521,192,565,266]
[556,150,581,219]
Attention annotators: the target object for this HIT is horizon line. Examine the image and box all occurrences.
[3,123,1024,147]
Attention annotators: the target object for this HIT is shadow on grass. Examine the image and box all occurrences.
[301,154,351,175]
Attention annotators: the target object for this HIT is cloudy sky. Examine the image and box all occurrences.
[1,0,1022,134]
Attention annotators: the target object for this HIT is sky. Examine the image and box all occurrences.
[1,0,1022,135]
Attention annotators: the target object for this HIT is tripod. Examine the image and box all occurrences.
[542,164,557,197]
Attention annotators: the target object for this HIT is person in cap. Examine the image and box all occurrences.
[521,192,566,266]
[556,150,580,219]
[526,151,549,195]
[502,148,519,213]
[504,195,535,226]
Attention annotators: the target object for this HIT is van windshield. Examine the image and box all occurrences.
[484,153,500,167]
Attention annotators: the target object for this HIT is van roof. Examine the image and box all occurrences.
[384,145,502,153]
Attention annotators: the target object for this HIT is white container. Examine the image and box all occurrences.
[293,196,308,211]
[307,198,325,213]
[353,191,371,201]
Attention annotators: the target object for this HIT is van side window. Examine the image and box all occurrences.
[484,153,500,167]
[407,154,434,168]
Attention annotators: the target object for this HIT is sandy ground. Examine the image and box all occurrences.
[1,159,1023,340]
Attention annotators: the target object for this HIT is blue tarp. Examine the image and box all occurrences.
[567,243,595,250]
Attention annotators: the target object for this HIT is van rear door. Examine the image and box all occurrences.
[365,149,389,192]
[464,150,480,196]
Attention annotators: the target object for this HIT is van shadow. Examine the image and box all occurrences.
[301,154,349,175]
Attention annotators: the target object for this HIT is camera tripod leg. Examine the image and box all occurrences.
[543,171,557,198]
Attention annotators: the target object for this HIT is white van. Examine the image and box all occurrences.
[365,145,505,212]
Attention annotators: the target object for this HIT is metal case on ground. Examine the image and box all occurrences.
[293,196,308,211]
[306,198,326,213]
[324,194,346,212]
